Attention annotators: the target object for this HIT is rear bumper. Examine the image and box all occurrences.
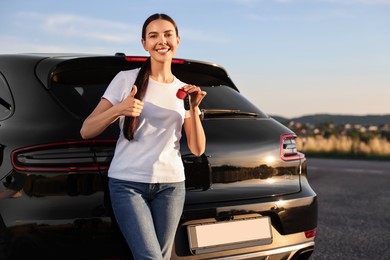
[210,242,314,260]
[172,223,316,260]
[172,192,317,259]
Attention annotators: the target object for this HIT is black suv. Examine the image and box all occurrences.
[0,53,317,260]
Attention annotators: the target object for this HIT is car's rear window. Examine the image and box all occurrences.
[0,72,13,120]
[49,58,139,119]
[200,86,267,118]
[48,57,267,119]
[50,82,108,119]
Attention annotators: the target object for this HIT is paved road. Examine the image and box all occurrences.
[307,158,390,260]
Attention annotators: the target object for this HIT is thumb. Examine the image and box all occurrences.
[130,85,138,97]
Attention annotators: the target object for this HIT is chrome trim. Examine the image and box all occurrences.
[210,242,315,260]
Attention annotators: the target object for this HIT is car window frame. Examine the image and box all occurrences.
[0,72,14,120]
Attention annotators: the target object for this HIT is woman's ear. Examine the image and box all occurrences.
[141,39,148,51]
[176,35,180,46]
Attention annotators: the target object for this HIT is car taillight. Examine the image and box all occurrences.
[280,134,305,161]
[305,228,316,238]
[11,140,116,173]
[125,57,147,62]
[125,56,185,64]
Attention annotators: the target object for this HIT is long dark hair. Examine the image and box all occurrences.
[123,13,179,141]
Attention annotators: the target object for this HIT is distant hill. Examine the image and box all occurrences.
[270,114,390,126]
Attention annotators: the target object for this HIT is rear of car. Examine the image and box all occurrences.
[0,54,317,259]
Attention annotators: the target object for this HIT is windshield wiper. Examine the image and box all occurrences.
[201,109,258,118]
[0,97,11,111]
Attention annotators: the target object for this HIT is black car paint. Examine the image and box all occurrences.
[0,54,317,259]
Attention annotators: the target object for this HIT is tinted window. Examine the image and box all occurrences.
[50,82,107,119]
[200,85,268,118]
[49,57,139,119]
[0,73,13,120]
[48,57,264,119]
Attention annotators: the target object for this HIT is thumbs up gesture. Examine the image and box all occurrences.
[121,85,144,117]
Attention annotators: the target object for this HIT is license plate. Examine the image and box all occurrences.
[187,216,272,254]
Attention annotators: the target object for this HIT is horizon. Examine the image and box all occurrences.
[1,0,389,118]
[271,112,390,119]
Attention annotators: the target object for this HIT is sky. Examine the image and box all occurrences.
[1,0,389,118]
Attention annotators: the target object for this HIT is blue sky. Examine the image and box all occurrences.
[1,0,389,118]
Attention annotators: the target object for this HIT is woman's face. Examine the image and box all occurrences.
[142,19,180,63]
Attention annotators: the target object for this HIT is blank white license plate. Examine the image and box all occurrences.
[187,217,272,254]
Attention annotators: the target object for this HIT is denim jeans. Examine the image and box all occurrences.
[109,178,185,260]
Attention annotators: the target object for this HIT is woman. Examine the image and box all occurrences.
[80,13,206,260]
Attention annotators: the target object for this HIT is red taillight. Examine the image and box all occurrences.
[125,57,147,62]
[305,228,316,238]
[280,134,305,161]
[11,140,116,173]
[125,56,185,64]
[171,59,185,64]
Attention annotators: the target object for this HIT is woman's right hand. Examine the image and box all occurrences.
[80,85,143,139]
[120,85,144,117]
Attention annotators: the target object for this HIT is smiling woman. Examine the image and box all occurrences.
[79,13,207,260]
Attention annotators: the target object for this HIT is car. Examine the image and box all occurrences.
[0,53,317,260]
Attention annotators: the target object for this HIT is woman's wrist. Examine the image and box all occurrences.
[190,106,200,114]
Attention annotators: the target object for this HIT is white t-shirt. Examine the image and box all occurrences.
[103,68,189,183]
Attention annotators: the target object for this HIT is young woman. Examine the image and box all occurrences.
[80,13,206,260]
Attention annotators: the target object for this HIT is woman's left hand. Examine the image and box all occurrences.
[182,85,207,109]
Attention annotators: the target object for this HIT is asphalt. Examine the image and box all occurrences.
[307,158,390,260]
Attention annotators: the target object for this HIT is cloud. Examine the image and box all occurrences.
[275,0,293,3]
[0,36,128,54]
[16,12,139,44]
[235,0,390,5]
[234,0,261,7]
[1,11,227,55]
[180,28,228,44]
[233,0,293,7]
[246,14,291,22]
[245,8,355,22]
[315,0,390,5]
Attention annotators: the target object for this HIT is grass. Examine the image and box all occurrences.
[296,135,390,160]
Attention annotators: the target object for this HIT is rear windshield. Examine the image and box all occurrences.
[200,86,267,117]
[49,57,267,119]
[0,72,13,120]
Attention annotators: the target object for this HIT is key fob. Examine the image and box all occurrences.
[184,94,190,110]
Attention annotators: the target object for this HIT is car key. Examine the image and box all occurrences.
[176,88,190,110]
[183,94,190,110]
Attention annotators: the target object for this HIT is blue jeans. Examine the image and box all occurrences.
[109,178,185,260]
